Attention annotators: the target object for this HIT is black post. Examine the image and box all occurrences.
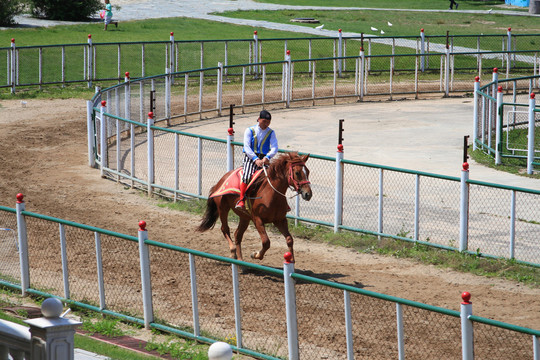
[446,31,449,50]
[149,90,156,114]
[338,119,344,145]
[229,104,235,131]
[463,135,470,163]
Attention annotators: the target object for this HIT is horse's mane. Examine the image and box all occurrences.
[249,152,299,194]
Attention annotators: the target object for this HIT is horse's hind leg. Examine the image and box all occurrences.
[217,204,237,259]
[273,218,295,263]
[233,217,250,261]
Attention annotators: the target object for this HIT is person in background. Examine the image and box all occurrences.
[104,0,118,31]
[236,110,278,210]
[449,0,459,10]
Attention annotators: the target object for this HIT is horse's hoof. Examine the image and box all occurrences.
[250,251,259,259]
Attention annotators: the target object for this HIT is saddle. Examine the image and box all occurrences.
[209,167,264,199]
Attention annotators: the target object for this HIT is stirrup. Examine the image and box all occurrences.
[235,200,245,209]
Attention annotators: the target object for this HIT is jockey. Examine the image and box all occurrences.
[236,110,278,210]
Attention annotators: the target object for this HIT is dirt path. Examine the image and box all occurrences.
[0,98,538,333]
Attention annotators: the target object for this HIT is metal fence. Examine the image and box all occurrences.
[0,201,538,359]
[87,59,540,267]
[473,73,540,174]
[3,31,540,94]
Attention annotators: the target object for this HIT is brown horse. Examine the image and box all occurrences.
[197,152,312,262]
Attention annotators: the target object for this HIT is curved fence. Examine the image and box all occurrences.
[87,59,540,266]
[0,200,538,359]
[473,73,540,174]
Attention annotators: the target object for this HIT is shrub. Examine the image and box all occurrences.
[0,0,25,27]
[29,0,102,21]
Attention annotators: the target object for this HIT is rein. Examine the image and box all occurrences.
[262,160,310,199]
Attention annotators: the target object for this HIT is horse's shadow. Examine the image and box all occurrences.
[238,264,367,289]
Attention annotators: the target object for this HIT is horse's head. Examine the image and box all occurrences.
[288,154,312,201]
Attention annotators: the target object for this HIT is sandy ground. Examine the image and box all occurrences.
[0,97,538,337]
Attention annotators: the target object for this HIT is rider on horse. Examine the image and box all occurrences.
[236,110,278,210]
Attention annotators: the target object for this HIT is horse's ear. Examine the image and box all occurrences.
[301,154,310,162]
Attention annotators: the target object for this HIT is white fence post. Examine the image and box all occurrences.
[94,231,106,310]
[473,76,480,151]
[253,31,259,77]
[527,93,536,174]
[506,28,512,72]
[87,34,93,88]
[360,46,365,100]
[231,263,243,349]
[396,302,405,360]
[227,127,234,172]
[344,290,354,360]
[495,85,503,165]
[87,100,96,168]
[59,224,70,299]
[137,221,154,328]
[445,46,450,97]
[15,193,29,296]
[285,50,292,108]
[283,252,299,360]
[217,62,223,117]
[100,101,107,177]
[10,38,16,94]
[334,144,344,233]
[420,28,425,72]
[460,292,474,360]
[147,112,155,196]
[338,29,343,77]
[170,32,175,85]
[189,253,200,336]
[459,162,470,252]
[125,72,131,120]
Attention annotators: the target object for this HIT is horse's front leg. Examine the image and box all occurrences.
[234,217,250,261]
[251,218,271,261]
[273,218,294,263]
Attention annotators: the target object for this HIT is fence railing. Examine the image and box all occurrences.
[0,198,538,360]
[87,59,540,266]
[3,31,540,93]
[473,72,540,174]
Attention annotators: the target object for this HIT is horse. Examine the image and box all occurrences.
[197,152,312,262]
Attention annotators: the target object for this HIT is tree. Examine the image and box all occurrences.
[29,0,102,21]
[0,0,25,27]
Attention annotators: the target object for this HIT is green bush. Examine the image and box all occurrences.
[28,0,101,21]
[0,0,25,27]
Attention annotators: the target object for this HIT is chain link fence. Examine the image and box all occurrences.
[0,204,537,359]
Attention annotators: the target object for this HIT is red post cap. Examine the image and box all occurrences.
[11,38,15,43]
[474,76,479,82]
[360,46,364,52]
[138,220,147,231]
[421,28,424,32]
[286,49,290,55]
[531,93,535,99]
[125,71,130,78]
[227,128,234,135]
[508,27,511,32]
[461,291,471,304]
[88,34,92,39]
[170,32,174,36]
[148,112,154,119]
[493,67,498,73]
[284,252,293,263]
[337,144,344,152]
[339,29,342,33]
[254,30,257,35]
[16,193,24,203]
[462,162,469,171]
[101,100,107,107]
[497,85,503,92]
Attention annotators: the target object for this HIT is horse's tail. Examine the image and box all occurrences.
[197,197,219,232]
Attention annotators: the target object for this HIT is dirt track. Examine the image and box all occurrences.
[0,98,538,335]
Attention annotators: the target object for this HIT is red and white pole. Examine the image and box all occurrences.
[147,112,155,196]
[16,193,30,296]
[527,93,536,174]
[420,28,425,72]
[10,38,16,94]
[334,143,344,233]
[459,162,470,252]
[283,252,299,360]
[87,34,93,88]
[495,85,503,165]
[473,76,480,151]
[460,292,474,360]
[253,31,259,76]
[100,100,107,177]
[138,221,154,328]
[338,29,343,77]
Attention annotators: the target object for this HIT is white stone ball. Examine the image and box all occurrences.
[208,342,233,360]
[41,298,63,318]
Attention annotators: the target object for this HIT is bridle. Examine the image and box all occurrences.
[263,160,311,198]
